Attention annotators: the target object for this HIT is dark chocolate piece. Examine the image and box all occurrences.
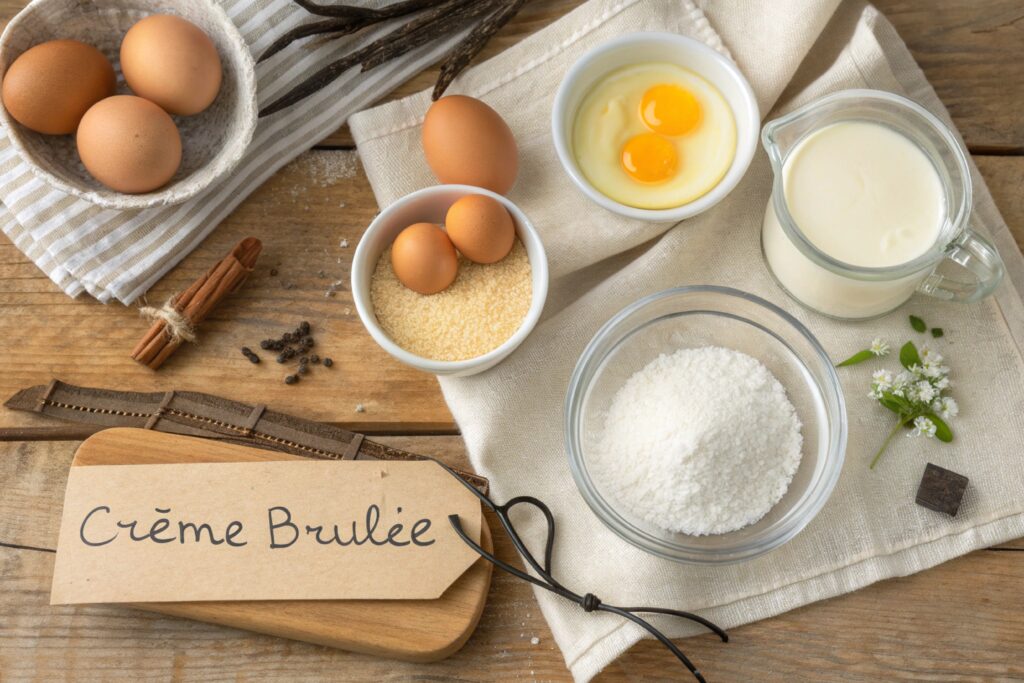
[915,463,968,516]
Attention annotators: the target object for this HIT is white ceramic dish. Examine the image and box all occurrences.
[551,32,759,222]
[352,185,549,377]
[0,0,257,210]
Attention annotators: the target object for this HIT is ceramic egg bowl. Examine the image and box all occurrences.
[0,0,257,210]
[551,32,760,222]
[352,185,549,377]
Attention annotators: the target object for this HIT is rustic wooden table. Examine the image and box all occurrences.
[2,1,1023,680]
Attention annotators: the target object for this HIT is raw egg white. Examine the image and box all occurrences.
[572,62,736,209]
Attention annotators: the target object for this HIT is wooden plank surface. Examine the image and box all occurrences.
[1,0,1023,681]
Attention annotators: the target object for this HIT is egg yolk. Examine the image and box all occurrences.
[640,84,701,136]
[621,133,678,183]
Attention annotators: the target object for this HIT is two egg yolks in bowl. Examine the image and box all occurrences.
[572,62,737,210]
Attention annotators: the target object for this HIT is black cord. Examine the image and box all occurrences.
[428,457,728,682]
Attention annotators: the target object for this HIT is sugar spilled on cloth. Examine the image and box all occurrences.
[591,346,803,535]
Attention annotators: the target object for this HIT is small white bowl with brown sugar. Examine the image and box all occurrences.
[352,185,548,377]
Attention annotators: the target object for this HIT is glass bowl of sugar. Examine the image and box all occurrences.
[565,285,846,564]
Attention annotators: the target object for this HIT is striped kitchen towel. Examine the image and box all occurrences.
[0,0,465,304]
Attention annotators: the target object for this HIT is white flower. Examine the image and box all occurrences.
[914,380,937,404]
[934,376,950,390]
[870,338,891,356]
[872,369,893,392]
[932,396,959,420]
[920,346,943,365]
[891,371,913,397]
[920,361,950,379]
[910,415,937,439]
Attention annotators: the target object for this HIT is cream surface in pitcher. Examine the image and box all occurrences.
[783,121,944,267]
[763,120,946,318]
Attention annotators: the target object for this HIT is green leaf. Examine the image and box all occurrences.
[878,395,905,414]
[926,413,954,442]
[909,315,927,333]
[836,349,875,367]
[931,327,944,338]
[899,341,922,369]
[878,391,913,414]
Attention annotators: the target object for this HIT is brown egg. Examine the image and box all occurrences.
[445,194,515,264]
[391,223,458,295]
[76,95,182,193]
[1,40,115,135]
[421,95,518,194]
[120,14,222,116]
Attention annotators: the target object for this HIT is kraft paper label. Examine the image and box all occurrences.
[50,461,482,604]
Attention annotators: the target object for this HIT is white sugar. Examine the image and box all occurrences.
[592,346,802,536]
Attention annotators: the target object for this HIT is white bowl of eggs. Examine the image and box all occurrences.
[0,0,257,209]
[352,184,549,377]
[551,32,759,222]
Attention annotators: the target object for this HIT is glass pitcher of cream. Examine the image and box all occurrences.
[761,89,1004,320]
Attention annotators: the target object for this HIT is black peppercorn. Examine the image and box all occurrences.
[298,365,309,375]
[303,337,315,348]
[276,352,288,363]
[283,332,295,343]
[310,355,320,364]
[284,374,298,385]
[259,339,273,350]
[323,357,333,367]
[299,321,311,335]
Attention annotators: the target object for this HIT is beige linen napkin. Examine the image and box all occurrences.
[350,1,1024,679]
[0,0,470,304]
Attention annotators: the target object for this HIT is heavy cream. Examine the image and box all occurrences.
[763,121,946,318]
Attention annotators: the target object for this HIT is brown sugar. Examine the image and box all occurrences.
[370,239,532,361]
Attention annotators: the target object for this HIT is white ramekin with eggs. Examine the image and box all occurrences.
[551,32,759,222]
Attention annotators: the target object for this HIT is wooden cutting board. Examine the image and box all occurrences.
[70,428,493,662]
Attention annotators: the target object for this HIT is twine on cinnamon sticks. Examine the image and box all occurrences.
[131,238,262,370]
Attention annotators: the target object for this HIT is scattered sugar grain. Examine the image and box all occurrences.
[290,150,359,188]
[371,240,532,361]
[530,637,540,645]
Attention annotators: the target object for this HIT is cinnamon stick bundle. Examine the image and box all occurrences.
[131,238,262,370]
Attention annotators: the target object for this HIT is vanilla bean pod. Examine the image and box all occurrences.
[259,16,369,63]
[360,0,493,70]
[260,0,441,63]
[260,0,488,116]
[432,0,526,99]
[290,0,379,18]
[291,0,435,19]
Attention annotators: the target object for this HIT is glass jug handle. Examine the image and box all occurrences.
[918,227,1005,302]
